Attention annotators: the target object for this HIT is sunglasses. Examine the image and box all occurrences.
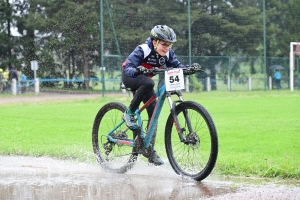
[159,42,172,48]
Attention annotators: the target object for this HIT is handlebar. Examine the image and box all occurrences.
[121,67,204,91]
[145,67,204,75]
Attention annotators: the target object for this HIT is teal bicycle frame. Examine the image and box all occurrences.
[106,84,168,149]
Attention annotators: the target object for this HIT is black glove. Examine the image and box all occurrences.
[191,63,201,71]
[134,66,147,76]
[148,67,158,76]
[183,69,194,75]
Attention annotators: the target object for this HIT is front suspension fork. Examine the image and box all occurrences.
[166,91,194,144]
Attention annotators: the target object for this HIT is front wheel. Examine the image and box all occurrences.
[92,102,138,173]
[165,101,218,181]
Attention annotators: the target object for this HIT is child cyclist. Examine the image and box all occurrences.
[121,25,201,165]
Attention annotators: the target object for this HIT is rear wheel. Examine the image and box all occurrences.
[165,101,218,181]
[92,102,138,173]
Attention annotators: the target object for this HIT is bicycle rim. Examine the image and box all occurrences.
[92,102,138,173]
[165,101,218,181]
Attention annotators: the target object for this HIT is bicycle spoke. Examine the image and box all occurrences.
[92,102,137,173]
[165,101,218,181]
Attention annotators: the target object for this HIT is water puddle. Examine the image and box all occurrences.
[0,156,299,199]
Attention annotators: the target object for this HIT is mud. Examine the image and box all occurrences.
[0,156,299,200]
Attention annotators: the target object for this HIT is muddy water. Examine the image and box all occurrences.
[0,156,299,200]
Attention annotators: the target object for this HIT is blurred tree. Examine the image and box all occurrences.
[190,1,261,89]
[275,0,300,56]
[0,0,24,70]
[52,1,100,89]
[1,0,299,91]
[22,0,100,89]
[104,0,192,56]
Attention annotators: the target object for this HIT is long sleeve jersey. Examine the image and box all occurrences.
[122,37,185,78]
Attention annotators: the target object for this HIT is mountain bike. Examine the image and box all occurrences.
[92,67,218,181]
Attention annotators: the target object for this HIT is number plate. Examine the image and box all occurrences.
[165,69,185,91]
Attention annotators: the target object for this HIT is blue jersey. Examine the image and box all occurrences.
[122,37,185,78]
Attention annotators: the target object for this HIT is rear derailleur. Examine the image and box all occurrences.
[103,131,128,156]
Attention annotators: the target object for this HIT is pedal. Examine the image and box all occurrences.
[142,148,152,158]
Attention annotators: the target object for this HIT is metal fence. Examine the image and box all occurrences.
[6,55,299,95]
[99,55,300,91]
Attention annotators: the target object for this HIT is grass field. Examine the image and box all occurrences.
[0,90,299,179]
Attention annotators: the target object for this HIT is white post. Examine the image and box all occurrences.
[12,78,17,95]
[121,89,126,93]
[268,76,272,90]
[248,77,252,91]
[290,50,294,91]
[227,76,231,91]
[206,77,211,91]
[185,76,189,92]
[35,78,39,94]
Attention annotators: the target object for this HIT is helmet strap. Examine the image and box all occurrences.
[154,40,160,50]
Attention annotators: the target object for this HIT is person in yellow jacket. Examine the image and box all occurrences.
[0,68,3,92]
[2,67,9,92]
[3,67,9,80]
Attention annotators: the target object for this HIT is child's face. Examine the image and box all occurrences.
[153,40,172,56]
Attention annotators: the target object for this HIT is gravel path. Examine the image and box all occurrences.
[0,92,128,105]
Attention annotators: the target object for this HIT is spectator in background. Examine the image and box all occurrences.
[0,68,3,92]
[3,67,9,91]
[3,67,9,80]
[21,73,27,82]
[274,69,281,90]
[21,73,27,93]
[9,66,19,93]
[9,66,18,82]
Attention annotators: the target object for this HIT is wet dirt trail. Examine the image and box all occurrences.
[1,156,300,200]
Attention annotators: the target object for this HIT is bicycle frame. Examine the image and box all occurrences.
[106,82,193,150]
[135,84,167,148]
[105,84,167,149]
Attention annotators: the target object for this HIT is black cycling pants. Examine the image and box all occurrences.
[122,72,156,120]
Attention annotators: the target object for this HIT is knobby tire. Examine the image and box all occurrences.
[92,102,138,173]
[165,101,218,181]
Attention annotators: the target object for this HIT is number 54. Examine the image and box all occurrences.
[169,75,180,83]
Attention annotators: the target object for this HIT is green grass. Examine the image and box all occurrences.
[0,90,300,179]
